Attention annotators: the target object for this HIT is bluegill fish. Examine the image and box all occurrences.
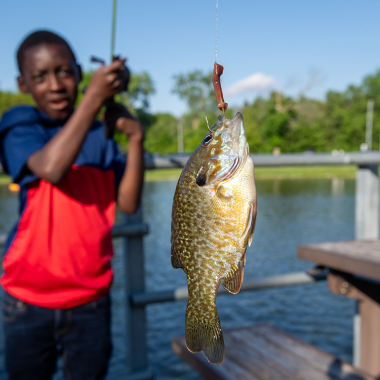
[171,112,257,364]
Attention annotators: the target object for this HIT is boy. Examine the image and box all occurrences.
[0,30,144,380]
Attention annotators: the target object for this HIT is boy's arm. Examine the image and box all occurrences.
[27,60,125,184]
[105,103,144,214]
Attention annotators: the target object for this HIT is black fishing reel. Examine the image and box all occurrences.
[90,55,130,93]
[89,56,131,138]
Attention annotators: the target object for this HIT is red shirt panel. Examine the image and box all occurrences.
[1,165,115,308]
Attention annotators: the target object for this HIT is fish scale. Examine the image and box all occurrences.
[171,112,257,365]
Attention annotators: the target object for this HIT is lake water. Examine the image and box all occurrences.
[0,178,357,379]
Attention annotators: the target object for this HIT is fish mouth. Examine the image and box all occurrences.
[232,111,243,124]
[216,112,247,182]
[197,112,249,186]
[216,111,243,129]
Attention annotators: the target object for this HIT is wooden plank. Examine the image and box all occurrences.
[172,324,377,380]
[172,336,263,380]
[297,240,380,282]
[171,337,232,380]
[253,324,376,380]
[221,358,261,380]
[172,335,289,380]
[223,332,298,380]
[228,328,335,380]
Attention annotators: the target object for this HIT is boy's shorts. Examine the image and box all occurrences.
[2,291,112,380]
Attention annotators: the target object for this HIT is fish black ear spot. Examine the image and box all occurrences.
[196,174,206,186]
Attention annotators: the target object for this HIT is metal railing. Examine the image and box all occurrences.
[1,151,380,379]
[145,151,380,169]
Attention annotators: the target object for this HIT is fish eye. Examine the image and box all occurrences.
[202,134,213,147]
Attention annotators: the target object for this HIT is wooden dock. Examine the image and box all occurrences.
[298,239,380,377]
[172,324,376,380]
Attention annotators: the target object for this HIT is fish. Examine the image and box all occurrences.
[171,112,257,365]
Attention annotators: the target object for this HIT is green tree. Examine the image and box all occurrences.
[172,70,215,116]
[144,113,178,154]
[0,91,34,116]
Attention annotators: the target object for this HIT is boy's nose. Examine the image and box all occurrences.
[48,74,64,92]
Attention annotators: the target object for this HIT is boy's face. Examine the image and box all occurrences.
[18,43,80,120]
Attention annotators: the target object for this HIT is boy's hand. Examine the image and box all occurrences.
[86,59,126,105]
[104,102,144,142]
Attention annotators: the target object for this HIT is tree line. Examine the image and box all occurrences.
[1,68,380,154]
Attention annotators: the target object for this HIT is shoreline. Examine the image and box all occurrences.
[144,165,357,182]
[0,165,359,185]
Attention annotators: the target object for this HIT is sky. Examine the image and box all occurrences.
[1,0,380,116]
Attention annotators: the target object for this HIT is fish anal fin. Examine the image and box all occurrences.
[171,246,182,269]
[221,260,244,294]
[242,250,247,266]
[241,202,257,247]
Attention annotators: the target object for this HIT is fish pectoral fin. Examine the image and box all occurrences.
[221,260,244,294]
[241,202,257,247]
[216,182,234,202]
[171,246,182,269]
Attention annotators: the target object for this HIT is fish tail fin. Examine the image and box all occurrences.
[185,306,225,365]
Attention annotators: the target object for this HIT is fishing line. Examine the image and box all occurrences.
[215,0,218,62]
[215,0,226,125]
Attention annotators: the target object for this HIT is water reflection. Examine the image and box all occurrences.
[0,178,357,380]
[332,178,345,196]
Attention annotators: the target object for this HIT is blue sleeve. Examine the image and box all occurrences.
[2,125,44,184]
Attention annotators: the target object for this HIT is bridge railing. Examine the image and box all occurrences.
[1,151,379,380]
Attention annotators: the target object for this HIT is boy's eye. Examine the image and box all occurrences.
[33,73,46,83]
[58,68,73,78]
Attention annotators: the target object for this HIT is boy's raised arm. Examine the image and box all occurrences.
[104,102,145,214]
[27,60,125,184]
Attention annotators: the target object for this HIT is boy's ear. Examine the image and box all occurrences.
[17,76,29,94]
[76,64,83,84]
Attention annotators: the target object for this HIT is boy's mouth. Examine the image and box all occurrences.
[49,99,69,110]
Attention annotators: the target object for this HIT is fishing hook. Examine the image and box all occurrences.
[206,116,212,132]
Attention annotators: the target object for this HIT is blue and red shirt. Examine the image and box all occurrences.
[0,106,126,309]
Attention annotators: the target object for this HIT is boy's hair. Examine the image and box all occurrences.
[17,30,77,74]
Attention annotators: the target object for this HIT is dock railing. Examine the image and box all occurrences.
[1,151,379,380]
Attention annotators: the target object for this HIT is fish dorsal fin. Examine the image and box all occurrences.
[221,260,244,294]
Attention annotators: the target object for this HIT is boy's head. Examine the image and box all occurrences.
[17,30,82,120]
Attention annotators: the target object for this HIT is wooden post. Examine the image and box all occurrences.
[328,271,380,377]
[354,166,379,372]
[355,165,379,240]
[359,298,380,375]
[123,209,154,380]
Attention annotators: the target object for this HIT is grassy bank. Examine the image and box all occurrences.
[0,174,11,185]
[0,165,358,185]
[145,165,358,182]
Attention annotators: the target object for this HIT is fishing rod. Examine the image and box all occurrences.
[111,0,117,58]
[90,0,131,138]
